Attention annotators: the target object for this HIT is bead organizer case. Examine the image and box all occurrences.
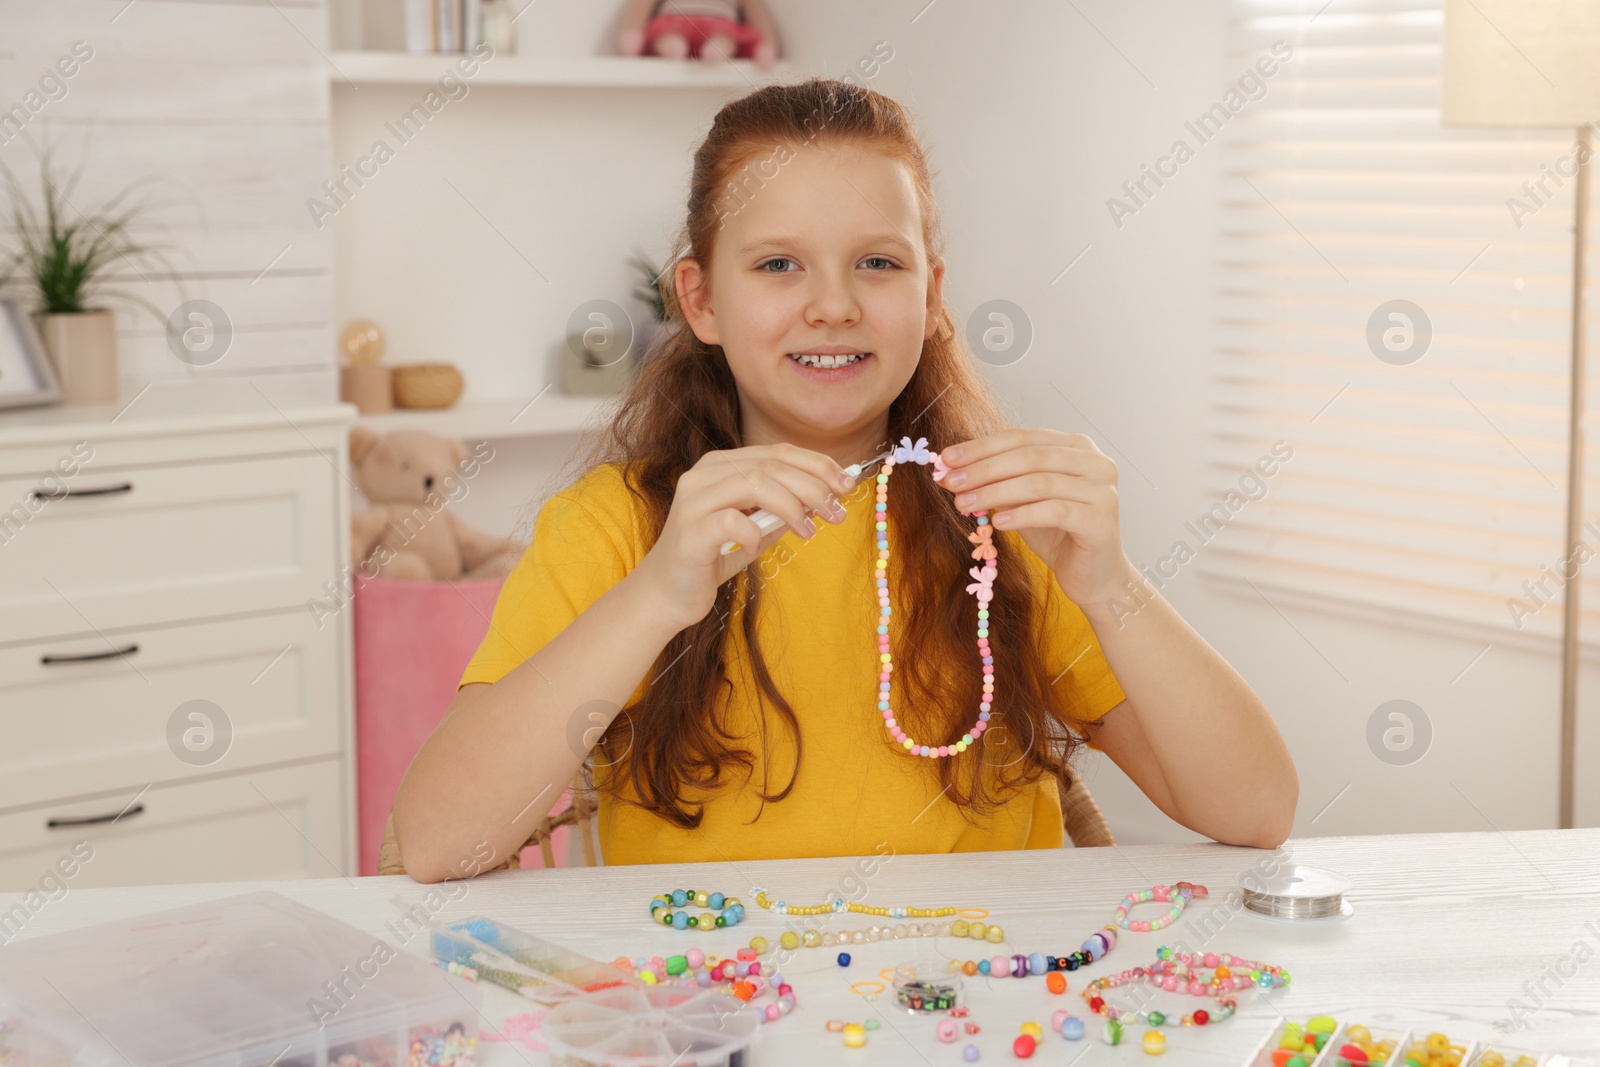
[0,892,481,1067]
[1243,1019,1588,1067]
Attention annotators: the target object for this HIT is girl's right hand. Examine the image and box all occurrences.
[633,443,858,630]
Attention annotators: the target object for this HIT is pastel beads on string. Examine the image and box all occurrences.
[876,437,996,759]
[1114,882,1207,932]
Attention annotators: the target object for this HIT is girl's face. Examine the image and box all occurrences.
[676,141,945,462]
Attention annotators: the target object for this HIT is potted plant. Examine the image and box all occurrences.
[630,252,670,365]
[0,153,179,405]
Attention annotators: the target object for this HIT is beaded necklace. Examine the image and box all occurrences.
[875,436,997,758]
[944,882,1207,977]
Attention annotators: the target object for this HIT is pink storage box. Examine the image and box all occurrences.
[353,577,582,874]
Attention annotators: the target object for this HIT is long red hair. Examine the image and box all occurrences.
[565,77,1093,830]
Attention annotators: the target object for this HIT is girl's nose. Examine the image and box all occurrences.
[805,270,862,326]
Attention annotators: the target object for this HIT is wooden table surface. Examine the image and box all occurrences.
[3,830,1597,1065]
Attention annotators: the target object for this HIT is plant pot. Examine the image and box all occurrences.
[340,364,394,414]
[37,311,118,405]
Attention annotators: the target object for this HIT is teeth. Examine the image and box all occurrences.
[790,352,866,368]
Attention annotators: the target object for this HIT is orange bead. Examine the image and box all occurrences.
[962,960,979,976]
[1045,972,1067,994]
[731,981,755,1001]
[1215,966,1230,979]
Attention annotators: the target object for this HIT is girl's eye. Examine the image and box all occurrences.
[861,256,896,270]
[759,258,796,273]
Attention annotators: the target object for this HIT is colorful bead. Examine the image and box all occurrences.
[1045,972,1067,994]
[876,439,996,758]
[1143,1030,1167,1055]
[843,1022,867,1048]
[937,1020,959,1043]
[837,952,851,967]
[1012,1033,1036,1058]
[1020,1021,1043,1040]
[1061,1016,1085,1040]
[964,1045,980,1062]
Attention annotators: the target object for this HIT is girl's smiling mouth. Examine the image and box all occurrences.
[787,346,873,377]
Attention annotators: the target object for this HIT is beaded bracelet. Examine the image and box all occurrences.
[875,437,996,758]
[1081,950,1291,1032]
[1114,882,1207,932]
[649,889,745,930]
[750,887,963,920]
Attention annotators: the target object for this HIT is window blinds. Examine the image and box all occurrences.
[1202,0,1600,644]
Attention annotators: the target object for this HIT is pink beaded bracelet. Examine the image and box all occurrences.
[876,436,997,759]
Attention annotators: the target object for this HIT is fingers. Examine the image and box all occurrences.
[692,448,851,540]
[953,471,1116,516]
[938,435,1115,506]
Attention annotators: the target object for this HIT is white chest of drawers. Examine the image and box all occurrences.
[0,387,357,891]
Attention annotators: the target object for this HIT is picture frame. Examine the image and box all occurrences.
[0,298,63,410]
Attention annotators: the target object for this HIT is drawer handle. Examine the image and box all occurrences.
[41,643,140,666]
[47,802,145,829]
[30,481,133,501]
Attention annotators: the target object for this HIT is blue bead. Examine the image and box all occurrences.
[671,889,687,906]
[709,892,724,909]
[977,959,991,975]
[672,911,688,930]
[1028,952,1046,975]
[837,952,851,967]
[1061,1017,1084,1040]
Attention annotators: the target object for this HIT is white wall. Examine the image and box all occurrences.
[0,0,336,406]
[327,0,1593,841]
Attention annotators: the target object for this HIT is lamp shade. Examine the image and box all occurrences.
[1442,0,1600,127]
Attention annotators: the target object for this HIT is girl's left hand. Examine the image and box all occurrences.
[936,428,1136,608]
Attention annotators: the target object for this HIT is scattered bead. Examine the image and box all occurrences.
[1019,1021,1043,1040]
[1143,1030,1167,1055]
[964,1045,980,1063]
[838,952,852,967]
[843,1022,867,1048]
[1061,1016,1085,1041]
[1102,1018,1124,1046]
[964,1022,980,1035]
[937,1020,959,1043]
[826,1020,845,1032]
[1045,972,1067,994]
[1012,1033,1036,1058]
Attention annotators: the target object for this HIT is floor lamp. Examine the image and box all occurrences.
[1443,1,1600,828]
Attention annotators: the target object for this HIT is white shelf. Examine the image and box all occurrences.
[354,390,618,441]
[328,52,796,89]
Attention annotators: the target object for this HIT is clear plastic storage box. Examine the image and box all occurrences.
[0,892,480,1067]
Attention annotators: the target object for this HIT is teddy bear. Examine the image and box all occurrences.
[616,0,779,68]
[349,426,523,582]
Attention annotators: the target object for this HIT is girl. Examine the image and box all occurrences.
[394,78,1296,881]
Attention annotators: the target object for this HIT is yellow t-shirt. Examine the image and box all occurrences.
[459,462,1126,864]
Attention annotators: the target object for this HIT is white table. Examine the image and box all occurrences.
[3,831,1597,1065]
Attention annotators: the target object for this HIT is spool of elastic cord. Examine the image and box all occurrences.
[1238,864,1353,921]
